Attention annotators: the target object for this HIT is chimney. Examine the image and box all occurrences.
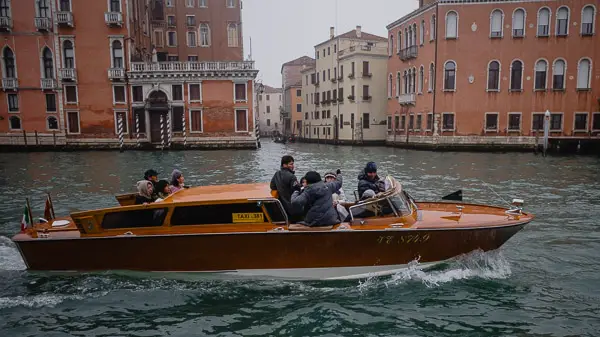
[356,25,362,38]
[330,26,335,39]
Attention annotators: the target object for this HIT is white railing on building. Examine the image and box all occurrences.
[398,93,416,105]
[104,12,123,26]
[108,68,125,80]
[2,78,18,90]
[59,68,77,81]
[129,61,256,72]
[40,78,57,90]
[56,11,74,26]
[34,17,52,30]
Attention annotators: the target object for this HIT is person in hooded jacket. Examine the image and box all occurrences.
[291,170,343,227]
[270,155,300,220]
[357,162,386,199]
[135,180,155,205]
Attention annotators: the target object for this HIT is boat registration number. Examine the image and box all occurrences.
[232,212,264,223]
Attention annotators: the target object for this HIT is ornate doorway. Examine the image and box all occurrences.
[146,90,169,144]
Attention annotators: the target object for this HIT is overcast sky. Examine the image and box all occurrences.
[242,0,418,88]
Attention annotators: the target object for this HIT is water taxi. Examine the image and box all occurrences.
[11,177,533,280]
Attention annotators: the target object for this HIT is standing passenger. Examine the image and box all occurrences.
[270,155,300,220]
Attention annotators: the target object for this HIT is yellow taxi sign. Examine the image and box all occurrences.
[232,213,264,223]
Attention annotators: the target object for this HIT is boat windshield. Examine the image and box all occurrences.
[388,191,411,215]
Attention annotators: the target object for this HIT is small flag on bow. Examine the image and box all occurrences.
[21,202,32,232]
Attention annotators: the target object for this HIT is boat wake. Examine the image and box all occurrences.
[0,236,26,271]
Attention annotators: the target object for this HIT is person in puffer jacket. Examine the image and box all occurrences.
[291,170,343,227]
[357,161,385,199]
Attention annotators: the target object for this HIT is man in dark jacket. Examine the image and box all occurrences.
[270,155,299,219]
[291,170,343,227]
[357,162,385,199]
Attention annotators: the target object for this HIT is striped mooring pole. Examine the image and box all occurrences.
[255,119,261,148]
[117,114,124,152]
[166,111,172,149]
[135,112,140,148]
[182,109,187,148]
[160,114,165,151]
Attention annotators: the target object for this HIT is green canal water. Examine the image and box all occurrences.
[0,142,599,336]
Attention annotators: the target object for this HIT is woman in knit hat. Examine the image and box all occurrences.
[170,169,185,193]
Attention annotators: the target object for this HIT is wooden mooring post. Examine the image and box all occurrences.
[35,130,39,145]
[22,130,27,146]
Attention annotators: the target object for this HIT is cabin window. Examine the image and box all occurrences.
[101,208,168,229]
[171,203,267,226]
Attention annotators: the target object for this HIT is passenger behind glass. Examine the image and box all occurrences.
[135,180,155,205]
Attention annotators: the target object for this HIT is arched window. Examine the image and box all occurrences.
[388,35,394,56]
[412,67,417,93]
[112,40,123,68]
[59,0,71,12]
[403,70,408,94]
[512,9,525,37]
[429,63,434,92]
[490,9,503,37]
[510,60,523,91]
[419,66,424,94]
[445,11,458,39]
[556,6,569,36]
[420,20,425,45]
[396,72,401,96]
[3,47,15,78]
[9,116,21,130]
[430,14,436,40]
[581,5,595,36]
[487,61,500,91]
[199,23,210,46]
[408,26,413,47]
[412,23,417,46]
[63,40,74,68]
[552,59,566,90]
[110,0,121,12]
[577,58,591,90]
[388,73,393,98]
[397,31,402,52]
[37,0,50,18]
[444,61,456,90]
[47,116,59,130]
[227,23,238,47]
[534,60,548,90]
[537,7,551,36]
[42,47,54,79]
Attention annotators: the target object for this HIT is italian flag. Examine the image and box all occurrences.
[21,204,31,232]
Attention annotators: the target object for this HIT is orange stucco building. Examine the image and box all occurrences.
[386,0,599,151]
[0,0,258,149]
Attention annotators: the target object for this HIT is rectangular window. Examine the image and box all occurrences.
[485,113,498,131]
[235,109,248,132]
[339,65,344,78]
[67,111,80,133]
[168,32,177,46]
[340,114,344,129]
[132,86,143,102]
[387,116,392,131]
[296,89,301,97]
[267,119,271,126]
[102,208,168,229]
[267,106,271,113]
[114,110,128,134]
[532,113,544,131]
[186,0,194,7]
[199,0,207,7]
[326,110,331,119]
[321,110,326,119]
[394,115,400,130]
[338,87,343,102]
[362,85,370,99]
[188,31,197,47]
[235,83,246,101]
[167,15,175,26]
[65,85,77,103]
[574,113,587,131]
[426,113,433,130]
[351,113,354,129]
[332,89,337,102]
[296,104,301,113]
[166,0,174,7]
[350,62,355,77]
[550,114,562,131]
[133,108,146,133]
[7,93,18,112]
[167,55,179,61]
[154,30,164,47]
[189,84,201,102]
[113,86,126,103]
[191,109,203,132]
[592,113,600,130]
[186,16,196,26]
[416,114,422,130]
[400,115,406,130]
[188,55,198,61]
[362,61,370,76]
[508,113,521,131]
[442,113,454,130]
[408,115,414,130]
[171,85,183,101]
[172,106,184,132]
[363,113,370,129]
[327,69,330,80]
[45,93,56,112]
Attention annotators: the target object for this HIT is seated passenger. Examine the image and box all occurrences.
[144,169,159,199]
[170,169,185,193]
[291,170,342,227]
[135,180,155,205]
[324,171,347,201]
[155,179,172,201]
[357,162,385,199]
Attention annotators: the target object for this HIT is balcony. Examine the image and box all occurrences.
[130,61,255,72]
[362,95,372,102]
[348,73,355,79]
[331,78,337,83]
[315,81,320,87]
[348,95,355,101]
[40,78,57,90]
[104,12,123,26]
[57,11,74,27]
[398,93,416,105]
[60,68,77,82]
[2,78,18,90]
[337,75,344,82]
[35,17,52,31]
[363,72,372,78]
[0,16,12,31]
[108,68,125,81]
[399,46,418,61]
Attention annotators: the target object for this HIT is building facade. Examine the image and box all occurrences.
[281,56,314,136]
[386,0,599,150]
[0,0,258,150]
[256,85,282,136]
[301,26,388,144]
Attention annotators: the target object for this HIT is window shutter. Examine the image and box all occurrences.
[554,60,564,75]
[557,8,568,20]
[539,9,549,25]
[577,60,590,88]
[582,7,593,24]
[446,13,457,37]
[535,60,547,72]
[492,11,502,32]
[514,10,524,30]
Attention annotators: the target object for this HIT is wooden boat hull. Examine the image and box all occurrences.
[13,222,527,279]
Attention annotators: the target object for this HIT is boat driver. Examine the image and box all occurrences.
[270,156,301,221]
[357,162,385,199]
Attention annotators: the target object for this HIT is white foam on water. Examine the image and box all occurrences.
[0,236,26,271]
[0,294,84,309]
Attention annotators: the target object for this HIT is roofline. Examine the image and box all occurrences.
[386,1,438,31]
[314,33,387,48]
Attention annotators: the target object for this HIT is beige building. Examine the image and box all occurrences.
[256,86,282,136]
[301,26,388,144]
[281,56,315,135]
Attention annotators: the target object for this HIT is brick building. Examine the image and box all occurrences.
[386,0,599,150]
[0,0,258,149]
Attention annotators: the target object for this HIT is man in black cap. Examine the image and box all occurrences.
[357,162,385,199]
[144,169,159,200]
[291,169,343,227]
[270,156,299,219]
